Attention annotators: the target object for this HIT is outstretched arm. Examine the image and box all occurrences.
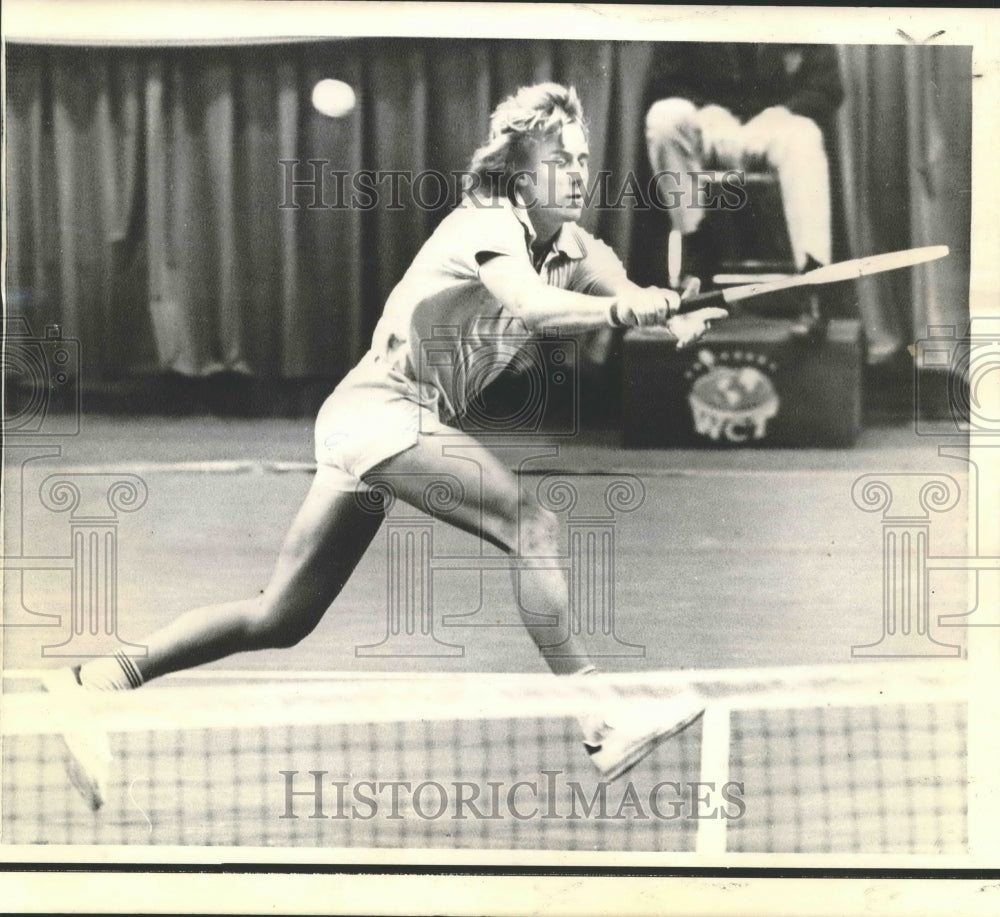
[478,254,725,347]
[585,271,728,349]
[478,252,678,333]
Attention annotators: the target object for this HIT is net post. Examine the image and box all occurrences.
[696,701,731,856]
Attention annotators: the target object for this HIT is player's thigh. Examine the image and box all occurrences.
[363,432,535,554]
[263,464,385,611]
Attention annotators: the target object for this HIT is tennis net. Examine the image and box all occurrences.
[1,662,969,854]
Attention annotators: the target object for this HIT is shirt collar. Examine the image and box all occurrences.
[508,194,587,262]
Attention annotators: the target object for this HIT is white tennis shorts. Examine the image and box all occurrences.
[313,351,456,492]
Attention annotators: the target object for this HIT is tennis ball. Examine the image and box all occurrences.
[311,79,356,118]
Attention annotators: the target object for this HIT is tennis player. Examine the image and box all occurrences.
[43,83,726,808]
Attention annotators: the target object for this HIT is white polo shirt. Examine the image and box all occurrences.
[365,194,630,422]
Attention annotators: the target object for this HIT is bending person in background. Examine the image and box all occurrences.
[645,43,844,337]
[43,82,726,809]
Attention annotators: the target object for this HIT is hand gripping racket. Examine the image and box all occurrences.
[675,245,950,315]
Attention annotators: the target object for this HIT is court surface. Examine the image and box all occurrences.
[4,415,971,675]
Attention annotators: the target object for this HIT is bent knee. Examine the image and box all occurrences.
[241,597,315,650]
[646,97,699,140]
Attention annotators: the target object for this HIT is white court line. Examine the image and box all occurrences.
[3,459,892,478]
[2,460,302,475]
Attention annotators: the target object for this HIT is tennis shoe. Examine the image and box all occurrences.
[583,688,705,782]
[40,667,113,811]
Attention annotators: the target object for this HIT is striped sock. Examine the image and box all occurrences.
[78,651,144,692]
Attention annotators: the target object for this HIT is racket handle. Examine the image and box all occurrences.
[675,289,730,315]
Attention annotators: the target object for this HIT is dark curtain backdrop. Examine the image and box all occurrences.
[6,40,972,393]
[836,44,972,363]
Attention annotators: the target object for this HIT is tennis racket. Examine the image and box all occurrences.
[675,245,950,315]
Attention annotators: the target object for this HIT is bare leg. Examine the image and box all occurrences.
[366,433,593,676]
[131,466,385,682]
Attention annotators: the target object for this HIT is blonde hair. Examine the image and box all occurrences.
[465,83,585,198]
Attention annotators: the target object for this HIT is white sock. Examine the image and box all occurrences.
[78,652,143,692]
